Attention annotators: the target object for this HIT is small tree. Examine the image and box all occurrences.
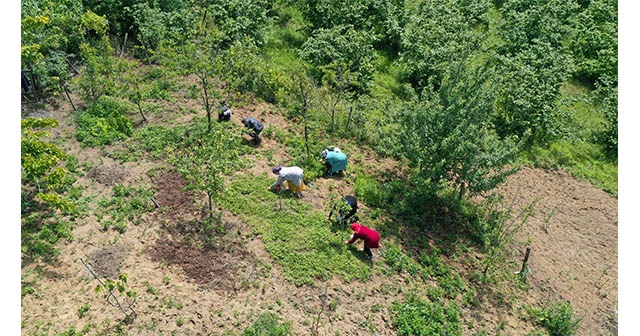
[21,118,75,262]
[118,59,150,123]
[398,61,520,201]
[21,118,73,211]
[75,36,117,104]
[173,124,241,223]
[176,39,223,133]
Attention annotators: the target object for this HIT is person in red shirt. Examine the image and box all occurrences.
[344,222,380,260]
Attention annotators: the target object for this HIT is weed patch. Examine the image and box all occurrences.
[218,174,372,286]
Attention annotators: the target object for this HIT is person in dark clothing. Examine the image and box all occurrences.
[345,222,380,260]
[218,101,232,121]
[241,117,264,143]
[328,195,358,223]
[21,71,30,93]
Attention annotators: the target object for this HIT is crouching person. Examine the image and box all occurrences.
[268,166,306,198]
[344,222,380,260]
[241,117,264,144]
[218,101,232,121]
[321,149,347,176]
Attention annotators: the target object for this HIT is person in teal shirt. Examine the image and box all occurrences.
[321,149,347,175]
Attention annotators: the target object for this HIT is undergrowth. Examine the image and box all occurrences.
[95,184,155,233]
[217,173,372,286]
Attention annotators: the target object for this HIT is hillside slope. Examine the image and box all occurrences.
[21,92,617,336]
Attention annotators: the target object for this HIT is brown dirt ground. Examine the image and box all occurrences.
[20,85,617,336]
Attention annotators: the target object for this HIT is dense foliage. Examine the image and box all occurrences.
[21,118,76,261]
[397,62,519,200]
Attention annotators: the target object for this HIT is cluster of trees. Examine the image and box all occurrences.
[21,0,617,258]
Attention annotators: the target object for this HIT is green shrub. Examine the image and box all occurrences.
[383,243,421,276]
[242,312,291,336]
[96,184,155,233]
[354,174,383,207]
[527,301,581,336]
[391,292,462,336]
[21,215,74,262]
[76,96,134,147]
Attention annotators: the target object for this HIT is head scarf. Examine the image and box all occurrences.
[272,166,282,174]
[350,222,360,233]
[321,149,328,159]
[241,118,247,125]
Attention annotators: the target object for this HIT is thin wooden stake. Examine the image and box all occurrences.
[519,247,531,280]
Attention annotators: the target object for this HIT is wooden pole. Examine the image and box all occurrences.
[519,247,531,278]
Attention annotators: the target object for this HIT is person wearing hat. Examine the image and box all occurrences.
[241,117,264,143]
[344,222,380,260]
[268,166,306,198]
[328,195,359,223]
[320,148,348,176]
[218,101,232,121]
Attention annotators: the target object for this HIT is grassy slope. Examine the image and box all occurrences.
[521,81,618,195]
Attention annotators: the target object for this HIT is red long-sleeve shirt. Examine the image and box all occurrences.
[346,223,380,248]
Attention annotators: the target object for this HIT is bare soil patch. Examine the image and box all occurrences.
[147,240,255,292]
[87,164,128,186]
[86,245,128,279]
[498,167,618,336]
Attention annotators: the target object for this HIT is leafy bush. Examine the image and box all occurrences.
[383,243,421,276]
[591,77,617,156]
[224,39,293,104]
[494,0,578,145]
[299,24,376,95]
[96,184,155,233]
[243,312,291,336]
[22,215,74,262]
[391,292,462,336]
[399,0,485,89]
[527,301,581,336]
[22,118,78,262]
[76,96,134,147]
[570,0,617,84]
[353,174,384,207]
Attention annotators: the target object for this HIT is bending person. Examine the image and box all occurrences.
[241,117,264,143]
[321,149,347,176]
[218,101,232,121]
[344,222,380,260]
[268,166,306,198]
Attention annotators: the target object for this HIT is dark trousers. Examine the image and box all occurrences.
[364,247,373,258]
[252,129,262,142]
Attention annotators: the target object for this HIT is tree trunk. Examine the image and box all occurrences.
[119,32,128,59]
[208,192,213,219]
[201,75,212,132]
[346,106,353,131]
[520,247,531,275]
[137,101,147,122]
[63,86,76,111]
[141,39,152,65]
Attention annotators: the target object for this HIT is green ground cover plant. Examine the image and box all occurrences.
[96,184,155,233]
[526,301,581,336]
[391,291,462,336]
[75,96,134,147]
[218,174,372,286]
